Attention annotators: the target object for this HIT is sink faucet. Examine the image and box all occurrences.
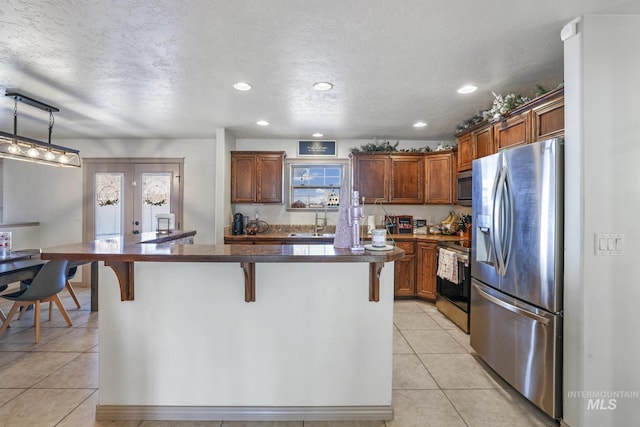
[315,203,327,234]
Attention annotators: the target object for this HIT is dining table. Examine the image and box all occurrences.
[0,252,98,311]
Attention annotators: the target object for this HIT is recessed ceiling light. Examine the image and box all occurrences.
[233,82,252,91]
[413,121,427,128]
[457,85,478,94]
[312,133,323,137]
[256,120,269,126]
[313,82,333,91]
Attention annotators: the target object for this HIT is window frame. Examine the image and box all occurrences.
[285,158,350,211]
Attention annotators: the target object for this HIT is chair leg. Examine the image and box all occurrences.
[0,303,20,337]
[51,294,73,327]
[65,280,81,309]
[34,300,41,344]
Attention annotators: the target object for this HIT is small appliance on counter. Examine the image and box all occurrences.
[395,215,413,234]
[384,215,396,234]
[232,213,244,235]
[413,219,427,234]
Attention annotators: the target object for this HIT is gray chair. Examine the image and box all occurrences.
[64,266,81,309]
[18,250,81,310]
[0,284,7,324]
[0,260,73,343]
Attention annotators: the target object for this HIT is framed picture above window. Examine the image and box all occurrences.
[298,140,337,157]
[286,160,348,210]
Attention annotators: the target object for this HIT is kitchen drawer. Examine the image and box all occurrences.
[395,241,415,255]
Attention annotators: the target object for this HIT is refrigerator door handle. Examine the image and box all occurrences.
[492,164,507,276]
[474,283,551,325]
[502,167,514,272]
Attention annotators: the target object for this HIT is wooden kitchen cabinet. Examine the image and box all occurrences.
[394,241,416,296]
[494,110,530,151]
[455,88,564,167]
[474,124,495,159]
[231,151,285,204]
[352,154,389,203]
[390,155,424,204]
[416,242,438,300]
[532,93,564,141]
[424,152,455,204]
[352,152,455,205]
[352,153,424,204]
[456,133,473,172]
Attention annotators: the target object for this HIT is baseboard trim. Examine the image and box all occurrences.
[95,405,394,422]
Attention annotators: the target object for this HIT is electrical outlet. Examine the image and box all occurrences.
[594,233,624,255]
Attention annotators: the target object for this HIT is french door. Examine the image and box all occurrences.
[83,158,184,240]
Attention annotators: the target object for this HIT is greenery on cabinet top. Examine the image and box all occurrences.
[350,139,454,153]
[455,84,563,133]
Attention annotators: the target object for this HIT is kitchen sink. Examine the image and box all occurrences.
[287,232,335,238]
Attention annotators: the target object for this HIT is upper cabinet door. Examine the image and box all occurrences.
[494,110,531,151]
[231,154,257,203]
[256,154,284,203]
[456,133,474,172]
[425,152,455,204]
[532,95,564,142]
[474,124,495,159]
[353,154,389,204]
[389,155,424,204]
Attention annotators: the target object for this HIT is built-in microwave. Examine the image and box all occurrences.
[456,170,472,206]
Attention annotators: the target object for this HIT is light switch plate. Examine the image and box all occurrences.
[594,233,624,255]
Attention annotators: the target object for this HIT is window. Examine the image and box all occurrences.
[287,160,347,209]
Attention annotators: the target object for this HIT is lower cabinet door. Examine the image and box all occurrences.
[416,242,437,300]
[394,242,416,296]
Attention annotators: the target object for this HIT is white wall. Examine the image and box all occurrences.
[3,138,217,246]
[232,139,461,227]
[1,136,464,248]
[214,129,236,243]
[563,12,640,426]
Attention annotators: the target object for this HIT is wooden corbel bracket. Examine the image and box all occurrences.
[104,261,135,301]
[369,262,384,302]
[241,262,256,302]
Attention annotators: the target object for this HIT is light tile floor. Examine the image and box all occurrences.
[0,286,558,426]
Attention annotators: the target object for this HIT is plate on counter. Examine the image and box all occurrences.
[364,244,395,251]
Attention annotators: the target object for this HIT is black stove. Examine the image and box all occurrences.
[436,240,471,333]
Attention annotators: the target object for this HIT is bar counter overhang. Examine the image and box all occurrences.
[41,240,404,422]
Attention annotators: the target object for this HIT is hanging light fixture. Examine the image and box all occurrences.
[0,90,80,167]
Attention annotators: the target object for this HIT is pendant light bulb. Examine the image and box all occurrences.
[58,153,69,164]
[7,143,20,154]
[27,146,40,157]
[44,150,56,161]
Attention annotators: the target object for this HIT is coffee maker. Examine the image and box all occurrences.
[232,213,244,235]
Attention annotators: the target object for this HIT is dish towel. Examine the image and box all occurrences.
[437,248,460,284]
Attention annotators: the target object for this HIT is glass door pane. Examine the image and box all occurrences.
[95,172,124,238]
[140,172,172,233]
[133,163,181,234]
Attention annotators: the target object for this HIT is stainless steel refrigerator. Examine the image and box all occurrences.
[470,138,563,419]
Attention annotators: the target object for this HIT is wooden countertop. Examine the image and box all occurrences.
[41,239,404,303]
[41,240,404,263]
[224,230,469,245]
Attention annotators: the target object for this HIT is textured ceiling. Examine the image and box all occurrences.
[0,0,633,142]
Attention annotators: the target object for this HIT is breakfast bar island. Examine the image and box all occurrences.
[41,240,404,422]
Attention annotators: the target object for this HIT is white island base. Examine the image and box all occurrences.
[95,261,395,422]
